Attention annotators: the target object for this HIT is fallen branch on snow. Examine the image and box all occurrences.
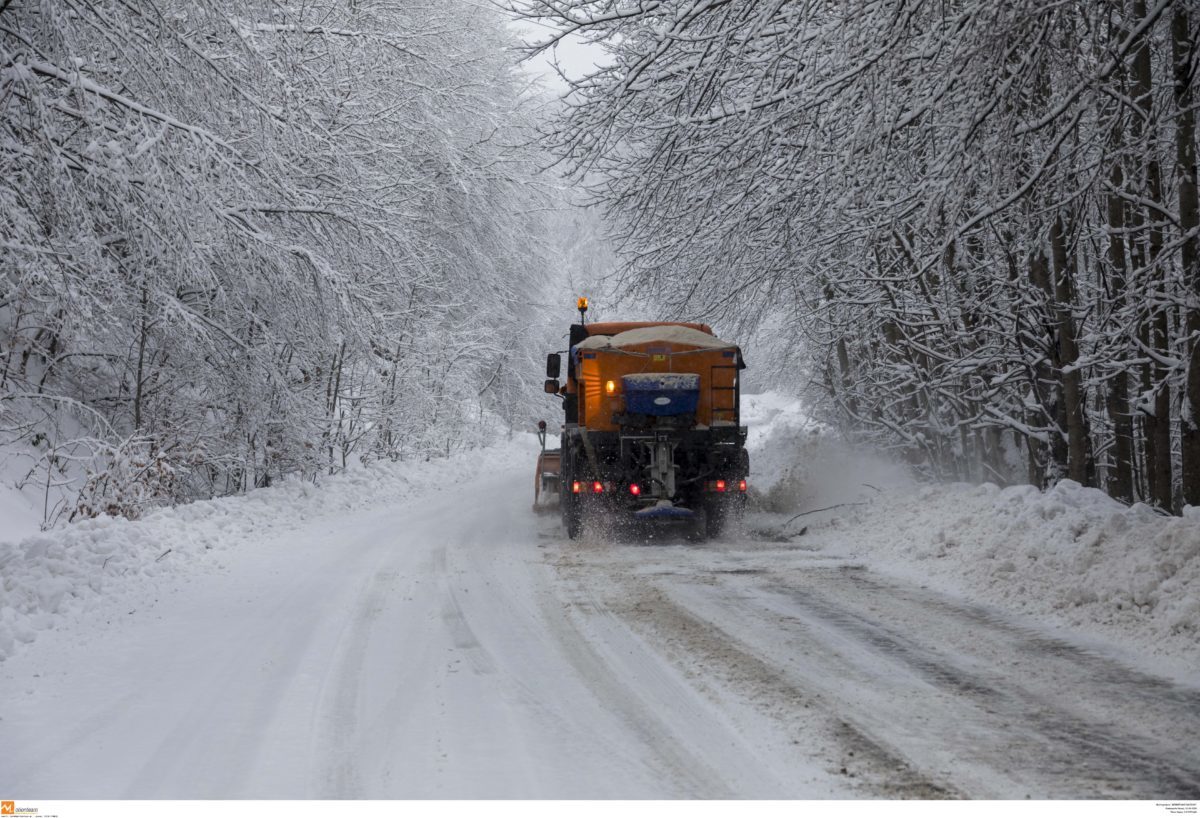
[784,502,867,526]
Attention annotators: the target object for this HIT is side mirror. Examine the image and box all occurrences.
[544,379,560,394]
[546,353,561,379]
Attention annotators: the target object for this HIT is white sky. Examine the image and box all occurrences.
[507,18,609,94]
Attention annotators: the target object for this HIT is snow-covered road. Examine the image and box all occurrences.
[3,455,1198,798]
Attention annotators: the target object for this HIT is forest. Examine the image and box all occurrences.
[516,0,1200,512]
[1,0,573,522]
[5,0,1200,519]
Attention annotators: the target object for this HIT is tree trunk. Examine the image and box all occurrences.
[1105,162,1135,502]
[1028,247,1067,484]
[1131,0,1174,510]
[1050,214,1091,483]
[134,283,148,433]
[1172,7,1200,506]
[1104,5,1136,502]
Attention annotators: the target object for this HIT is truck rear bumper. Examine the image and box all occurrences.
[632,502,697,521]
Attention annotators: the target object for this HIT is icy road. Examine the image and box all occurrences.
[3,463,1199,799]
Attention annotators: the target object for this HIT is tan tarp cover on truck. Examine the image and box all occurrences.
[578,320,712,338]
[575,325,736,351]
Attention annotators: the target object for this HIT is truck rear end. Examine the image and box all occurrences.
[542,313,749,539]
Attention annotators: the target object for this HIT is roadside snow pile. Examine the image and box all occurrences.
[837,481,1200,670]
[743,393,1200,673]
[0,436,537,660]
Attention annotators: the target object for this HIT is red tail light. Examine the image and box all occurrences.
[715,479,726,492]
[738,479,747,492]
[629,483,641,496]
[592,481,604,494]
[572,481,583,494]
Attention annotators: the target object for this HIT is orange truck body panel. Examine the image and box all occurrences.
[575,342,740,432]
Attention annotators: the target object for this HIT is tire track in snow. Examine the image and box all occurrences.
[602,577,958,799]
[121,564,346,797]
[639,556,1200,799]
[835,567,1200,716]
[312,565,399,797]
[437,548,497,677]
[562,537,1200,798]
[535,566,741,798]
[756,574,1200,798]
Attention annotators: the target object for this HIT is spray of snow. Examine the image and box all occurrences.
[742,391,913,507]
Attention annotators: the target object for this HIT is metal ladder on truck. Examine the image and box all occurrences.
[709,362,739,427]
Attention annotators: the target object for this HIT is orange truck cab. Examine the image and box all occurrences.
[538,304,748,539]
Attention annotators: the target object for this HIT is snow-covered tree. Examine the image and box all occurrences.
[2,0,561,520]
[515,0,1200,510]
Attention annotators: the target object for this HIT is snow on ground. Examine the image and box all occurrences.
[827,480,1200,677]
[2,394,1198,798]
[744,392,1200,679]
[6,392,1195,676]
[2,433,852,798]
[0,438,536,661]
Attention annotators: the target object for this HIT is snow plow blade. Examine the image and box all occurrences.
[533,448,561,513]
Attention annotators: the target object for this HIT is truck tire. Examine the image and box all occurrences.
[706,495,745,539]
[686,508,708,542]
[704,499,726,539]
[564,494,582,540]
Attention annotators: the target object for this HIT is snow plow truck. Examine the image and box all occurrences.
[536,298,748,539]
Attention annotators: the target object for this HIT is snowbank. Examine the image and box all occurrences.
[744,395,1200,675]
[0,436,537,660]
[838,481,1200,672]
